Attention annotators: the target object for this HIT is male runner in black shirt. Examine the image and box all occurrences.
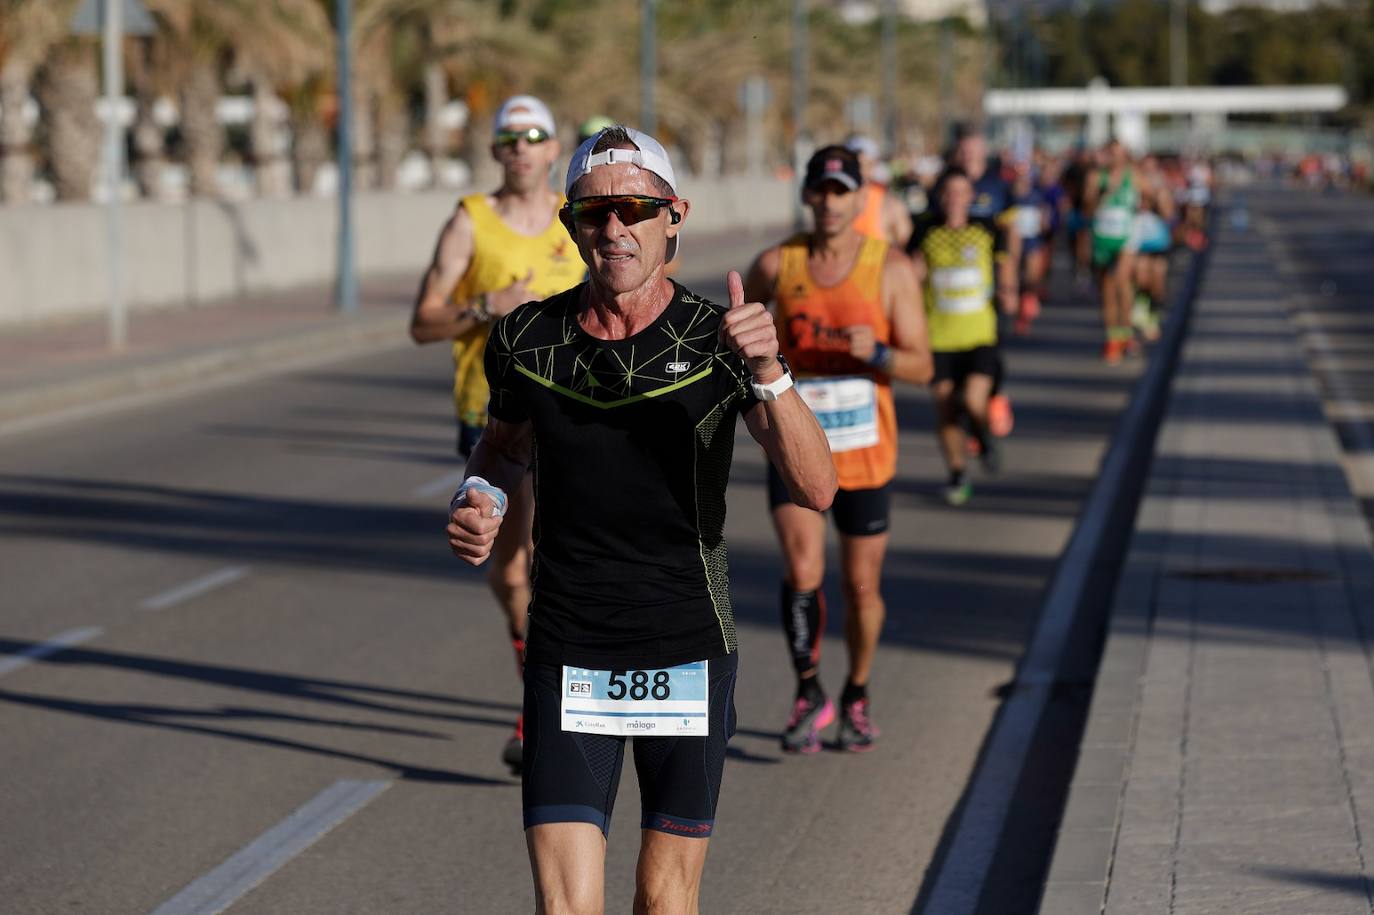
[447,125,835,915]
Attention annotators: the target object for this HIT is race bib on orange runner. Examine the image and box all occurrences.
[796,376,880,453]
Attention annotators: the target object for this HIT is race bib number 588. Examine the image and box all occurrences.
[561,660,709,737]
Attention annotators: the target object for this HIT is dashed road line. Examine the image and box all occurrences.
[413,469,466,500]
[149,778,392,915]
[141,567,251,611]
[0,626,104,678]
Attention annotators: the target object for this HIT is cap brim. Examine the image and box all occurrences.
[805,174,861,192]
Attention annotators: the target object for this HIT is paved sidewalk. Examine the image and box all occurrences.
[0,224,783,433]
[1038,218,1374,913]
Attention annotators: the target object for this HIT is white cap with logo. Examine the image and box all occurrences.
[564,126,682,262]
[494,95,556,136]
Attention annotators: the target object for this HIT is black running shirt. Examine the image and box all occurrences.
[484,281,759,670]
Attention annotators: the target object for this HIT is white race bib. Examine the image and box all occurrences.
[561,660,709,737]
[1094,206,1132,239]
[796,376,880,453]
[931,266,989,315]
[1014,205,1042,239]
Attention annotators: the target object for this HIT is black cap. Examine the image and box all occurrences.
[804,146,862,192]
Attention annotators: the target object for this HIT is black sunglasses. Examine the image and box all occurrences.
[495,127,551,148]
[560,195,679,228]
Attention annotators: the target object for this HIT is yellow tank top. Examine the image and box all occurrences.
[914,220,999,352]
[450,193,585,426]
[775,233,897,490]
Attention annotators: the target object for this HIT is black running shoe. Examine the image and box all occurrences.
[837,698,879,752]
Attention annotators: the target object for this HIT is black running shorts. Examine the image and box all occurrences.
[522,651,738,838]
[931,346,1001,388]
[456,421,484,459]
[767,464,891,536]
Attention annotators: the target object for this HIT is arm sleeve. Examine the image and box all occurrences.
[483,313,531,424]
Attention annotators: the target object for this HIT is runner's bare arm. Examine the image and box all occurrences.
[879,249,933,385]
[884,194,914,248]
[720,271,835,511]
[742,246,781,307]
[410,206,483,344]
[447,416,533,566]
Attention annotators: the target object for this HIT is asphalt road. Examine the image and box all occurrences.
[0,243,1149,914]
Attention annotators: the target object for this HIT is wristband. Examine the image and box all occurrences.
[867,342,894,373]
[470,293,491,323]
[450,475,507,518]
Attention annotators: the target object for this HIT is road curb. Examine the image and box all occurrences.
[0,311,409,437]
[916,226,1214,914]
[1032,225,1217,913]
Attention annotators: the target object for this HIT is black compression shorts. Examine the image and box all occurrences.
[767,464,891,536]
[522,651,738,838]
[931,346,1001,388]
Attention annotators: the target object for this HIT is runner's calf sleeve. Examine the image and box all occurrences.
[781,584,825,675]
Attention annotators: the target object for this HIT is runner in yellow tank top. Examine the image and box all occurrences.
[409,95,583,775]
[745,145,931,753]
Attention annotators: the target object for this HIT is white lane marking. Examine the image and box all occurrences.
[921,244,1205,914]
[413,469,467,500]
[0,626,104,678]
[141,567,251,611]
[149,778,391,915]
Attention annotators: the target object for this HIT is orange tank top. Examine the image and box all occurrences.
[852,184,886,241]
[775,233,897,491]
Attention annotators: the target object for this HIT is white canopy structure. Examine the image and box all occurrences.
[984,80,1349,151]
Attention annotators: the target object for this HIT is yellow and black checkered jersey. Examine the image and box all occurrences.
[908,216,1006,352]
[485,281,760,671]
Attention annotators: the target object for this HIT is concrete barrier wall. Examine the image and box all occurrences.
[0,176,796,326]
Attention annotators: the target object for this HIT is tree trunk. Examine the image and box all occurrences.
[37,42,100,202]
[423,61,447,183]
[291,111,328,194]
[251,75,290,198]
[0,61,34,203]
[181,60,222,198]
[350,84,377,190]
[375,91,407,191]
[132,90,168,200]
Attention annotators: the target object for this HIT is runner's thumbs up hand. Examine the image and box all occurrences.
[720,270,783,382]
[448,487,504,566]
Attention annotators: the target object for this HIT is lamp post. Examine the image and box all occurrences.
[335,0,358,313]
[71,0,155,351]
[641,0,657,135]
[791,0,809,228]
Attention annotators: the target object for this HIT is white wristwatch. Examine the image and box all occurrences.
[751,356,795,402]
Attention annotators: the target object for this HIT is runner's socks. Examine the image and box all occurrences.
[781,584,826,676]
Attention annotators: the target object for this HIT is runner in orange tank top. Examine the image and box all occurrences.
[845,134,913,248]
[744,145,932,753]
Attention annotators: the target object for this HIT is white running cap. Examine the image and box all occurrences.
[564,126,678,197]
[844,134,881,161]
[494,95,556,136]
[565,126,680,262]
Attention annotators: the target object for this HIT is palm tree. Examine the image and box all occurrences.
[141,0,333,198]
[0,0,82,202]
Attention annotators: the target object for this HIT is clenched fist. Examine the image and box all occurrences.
[447,486,505,566]
[719,270,783,382]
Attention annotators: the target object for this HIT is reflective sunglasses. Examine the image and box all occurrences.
[560,194,679,228]
[494,127,551,148]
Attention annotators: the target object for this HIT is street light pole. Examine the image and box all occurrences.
[641,0,657,135]
[791,0,809,228]
[881,0,897,155]
[334,0,358,313]
[102,0,126,349]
